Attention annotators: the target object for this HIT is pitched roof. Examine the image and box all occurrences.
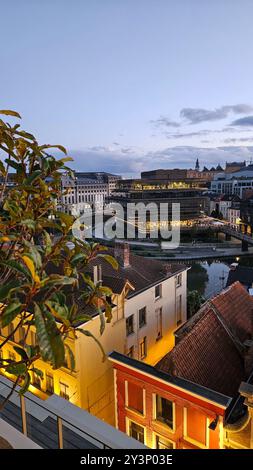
[87,247,186,298]
[211,281,253,343]
[156,282,253,398]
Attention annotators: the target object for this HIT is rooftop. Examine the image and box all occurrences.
[87,245,186,299]
[157,282,253,398]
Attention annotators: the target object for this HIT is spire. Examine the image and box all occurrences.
[195,157,200,171]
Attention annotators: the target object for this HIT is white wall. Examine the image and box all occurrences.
[124,270,187,366]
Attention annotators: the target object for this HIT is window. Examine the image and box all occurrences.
[60,382,69,400]
[156,308,163,340]
[30,331,37,347]
[155,284,162,299]
[46,373,54,394]
[32,371,41,390]
[176,295,182,326]
[127,382,144,414]
[140,337,147,359]
[138,307,146,328]
[8,323,15,341]
[19,327,26,344]
[126,315,134,336]
[127,346,134,358]
[176,273,182,287]
[155,395,174,429]
[156,435,174,449]
[128,421,145,444]
[8,351,15,362]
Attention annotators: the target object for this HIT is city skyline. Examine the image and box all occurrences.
[1,0,253,176]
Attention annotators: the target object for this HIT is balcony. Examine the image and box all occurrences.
[0,376,145,449]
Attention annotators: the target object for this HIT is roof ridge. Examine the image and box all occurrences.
[208,300,245,356]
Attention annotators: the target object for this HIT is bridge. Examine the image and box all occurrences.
[187,223,253,251]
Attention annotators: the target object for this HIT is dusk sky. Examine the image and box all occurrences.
[2,0,253,177]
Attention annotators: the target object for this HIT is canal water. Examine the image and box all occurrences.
[187,256,253,300]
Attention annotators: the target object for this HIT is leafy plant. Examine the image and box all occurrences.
[0,110,117,403]
[187,290,204,319]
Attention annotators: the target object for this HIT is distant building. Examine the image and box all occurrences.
[60,172,121,216]
[211,164,253,197]
[209,194,240,221]
[225,161,246,174]
[110,169,210,227]
[110,282,253,449]
[240,192,253,235]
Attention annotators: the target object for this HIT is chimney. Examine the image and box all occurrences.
[93,264,102,285]
[114,242,130,268]
[164,263,172,275]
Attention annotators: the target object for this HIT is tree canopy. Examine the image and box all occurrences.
[0,110,116,400]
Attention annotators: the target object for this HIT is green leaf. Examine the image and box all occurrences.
[40,144,67,154]
[6,362,26,376]
[1,302,23,328]
[97,254,118,270]
[71,253,86,266]
[64,344,75,371]
[0,109,21,118]
[45,301,70,327]
[0,280,21,301]
[77,328,106,362]
[19,372,31,395]
[30,367,44,379]
[25,170,42,185]
[34,303,54,363]
[34,303,65,368]
[13,346,28,360]
[0,260,32,281]
[43,230,52,255]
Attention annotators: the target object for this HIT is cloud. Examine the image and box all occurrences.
[230,116,253,126]
[69,144,253,178]
[180,104,253,124]
[150,116,181,128]
[223,136,253,143]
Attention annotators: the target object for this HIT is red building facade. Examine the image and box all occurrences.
[110,352,230,449]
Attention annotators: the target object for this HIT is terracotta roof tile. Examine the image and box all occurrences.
[156,282,253,398]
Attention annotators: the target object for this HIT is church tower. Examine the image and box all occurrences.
[195,158,200,171]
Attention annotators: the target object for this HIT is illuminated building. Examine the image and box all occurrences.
[0,244,187,427]
[60,172,121,216]
[109,282,253,448]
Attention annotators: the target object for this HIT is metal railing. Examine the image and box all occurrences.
[0,377,111,449]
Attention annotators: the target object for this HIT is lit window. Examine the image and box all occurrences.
[8,350,16,362]
[60,382,69,400]
[19,327,26,344]
[46,373,54,394]
[140,337,147,359]
[30,331,37,347]
[8,323,15,341]
[126,315,134,336]
[156,434,174,449]
[155,395,174,429]
[138,307,146,329]
[128,421,144,444]
[32,371,41,390]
